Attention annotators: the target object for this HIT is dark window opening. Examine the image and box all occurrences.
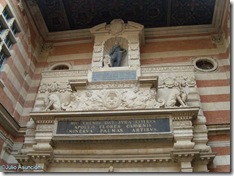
[0,51,7,69]
[196,60,214,70]
[2,8,12,21]
[4,35,12,49]
[52,65,69,70]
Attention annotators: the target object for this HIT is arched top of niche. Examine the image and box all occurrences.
[104,37,128,55]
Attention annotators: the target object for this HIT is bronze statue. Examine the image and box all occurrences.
[110,41,126,67]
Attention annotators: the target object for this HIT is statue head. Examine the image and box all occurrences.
[114,41,119,45]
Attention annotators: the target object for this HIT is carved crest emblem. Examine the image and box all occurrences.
[110,19,125,35]
[103,90,121,109]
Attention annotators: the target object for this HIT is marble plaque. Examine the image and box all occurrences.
[92,70,136,82]
[56,118,170,135]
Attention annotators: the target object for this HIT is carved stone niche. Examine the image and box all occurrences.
[89,19,144,78]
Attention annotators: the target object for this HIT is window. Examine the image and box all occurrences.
[4,34,12,48]
[52,65,69,70]
[50,63,72,70]
[2,7,12,21]
[0,51,7,69]
[10,23,18,36]
[0,5,20,70]
[193,57,218,72]
[0,21,6,33]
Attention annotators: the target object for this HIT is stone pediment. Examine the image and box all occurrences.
[90,19,144,36]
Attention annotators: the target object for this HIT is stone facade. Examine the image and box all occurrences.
[0,0,230,173]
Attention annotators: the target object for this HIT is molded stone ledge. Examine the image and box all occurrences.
[30,107,200,120]
[52,133,173,142]
[52,157,172,164]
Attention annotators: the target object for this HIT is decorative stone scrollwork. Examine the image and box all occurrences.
[61,87,165,111]
[129,54,140,60]
[93,56,102,62]
[129,39,139,44]
[129,44,139,51]
[39,81,72,93]
[42,70,88,78]
[159,76,196,88]
[93,47,103,53]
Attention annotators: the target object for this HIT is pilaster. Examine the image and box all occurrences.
[172,113,195,149]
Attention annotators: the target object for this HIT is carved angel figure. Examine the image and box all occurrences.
[44,93,61,111]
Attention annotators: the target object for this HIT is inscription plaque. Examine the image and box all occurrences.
[56,118,170,135]
[92,70,136,82]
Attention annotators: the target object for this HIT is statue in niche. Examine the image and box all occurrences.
[103,55,111,67]
[166,81,187,107]
[44,93,62,111]
[109,41,126,67]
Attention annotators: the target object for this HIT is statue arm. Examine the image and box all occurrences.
[176,95,186,107]
[44,100,53,111]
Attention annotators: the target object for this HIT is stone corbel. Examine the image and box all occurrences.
[172,111,198,149]
[192,153,216,172]
[211,33,224,45]
[39,42,53,60]
[15,154,35,170]
[69,79,88,91]
[41,43,53,53]
[171,149,200,172]
[29,152,53,172]
[172,120,195,149]
[3,144,12,154]
[138,76,158,90]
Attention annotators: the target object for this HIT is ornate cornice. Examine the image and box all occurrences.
[30,107,199,121]
[52,154,172,164]
[41,70,88,78]
[141,65,194,74]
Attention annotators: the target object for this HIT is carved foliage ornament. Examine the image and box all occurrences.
[39,81,72,93]
[61,88,165,111]
[159,76,196,88]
